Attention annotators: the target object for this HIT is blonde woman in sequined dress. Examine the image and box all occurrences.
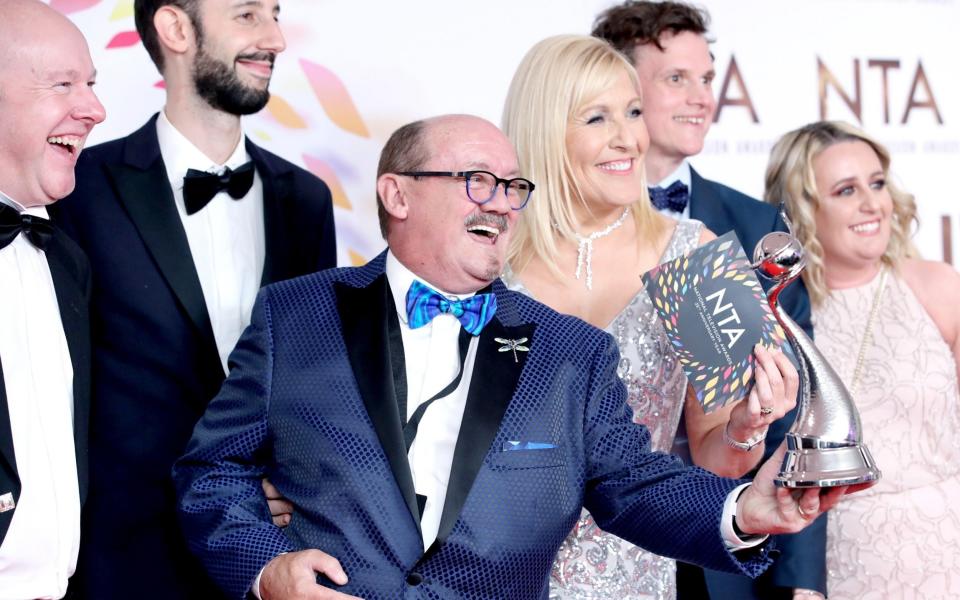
[765,121,960,599]
[500,35,800,600]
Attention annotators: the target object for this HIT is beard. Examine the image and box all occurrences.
[191,43,274,116]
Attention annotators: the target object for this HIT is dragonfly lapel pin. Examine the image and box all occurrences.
[495,337,529,363]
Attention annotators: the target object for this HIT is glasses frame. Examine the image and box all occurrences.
[397,170,535,210]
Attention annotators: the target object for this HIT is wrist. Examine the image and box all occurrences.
[723,483,767,547]
[733,484,760,537]
[723,421,767,452]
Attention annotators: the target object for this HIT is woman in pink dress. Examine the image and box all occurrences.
[765,121,960,599]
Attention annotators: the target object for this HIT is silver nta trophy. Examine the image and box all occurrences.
[752,226,881,488]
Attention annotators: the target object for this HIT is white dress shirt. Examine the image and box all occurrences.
[385,252,479,550]
[156,110,266,373]
[253,253,480,598]
[650,160,693,220]
[382,254,761,552]
[0,193,80,600]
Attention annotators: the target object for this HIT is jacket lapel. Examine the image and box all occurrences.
[45,233,91,502]
[334,274,421,532]
[110,117,217,351]
[247,141,296,287]
[427,287,536,553]
[0,361,14,491]
[688,167,734,235]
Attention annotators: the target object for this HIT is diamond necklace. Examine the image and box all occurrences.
[570,207,630,290]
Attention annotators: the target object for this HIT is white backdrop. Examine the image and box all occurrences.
[56,0,959,269]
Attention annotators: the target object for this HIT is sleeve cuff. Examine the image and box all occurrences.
[721,483,768,550]
[251,552,287,600]
[251,566,265,600]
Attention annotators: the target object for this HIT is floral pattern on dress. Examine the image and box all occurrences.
[815,272,960,599]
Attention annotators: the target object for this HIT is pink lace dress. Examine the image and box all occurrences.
[814,270,960,599]
[505,219,702,600]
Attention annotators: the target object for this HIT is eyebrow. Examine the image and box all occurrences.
[831,176,856,188]
[231,0,280,13]
[578,96,643,113]
[41,68,94,81]
[832,170,885,186]
[464,162,520,177]
[664,67,716,77]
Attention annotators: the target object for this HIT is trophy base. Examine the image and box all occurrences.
[774,436,882,488]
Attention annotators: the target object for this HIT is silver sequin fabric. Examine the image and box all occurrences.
[505,219,703,599]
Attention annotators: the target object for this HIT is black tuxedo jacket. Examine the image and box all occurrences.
[678,167,827,597]
[52,114,337,600]
[0,228,91,546]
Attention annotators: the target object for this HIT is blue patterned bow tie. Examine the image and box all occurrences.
[648,180,689,213]
[405,279,497,336]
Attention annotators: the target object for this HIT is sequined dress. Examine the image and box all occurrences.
[504,219,702,600]
[814,270,960,599]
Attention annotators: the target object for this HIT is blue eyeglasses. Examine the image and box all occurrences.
[398,170,535,210]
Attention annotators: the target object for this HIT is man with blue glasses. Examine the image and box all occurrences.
[174,114,850,600]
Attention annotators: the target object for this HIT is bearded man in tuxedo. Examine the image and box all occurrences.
[52,1,337,597]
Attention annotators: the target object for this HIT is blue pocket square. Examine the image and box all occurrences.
[502,441,557,451]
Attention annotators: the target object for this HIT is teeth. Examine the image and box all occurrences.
[47,136,82,149]
[599,160,632,172]
[468,225,500,236]
[674,116,705,124]
[851,221,880,233]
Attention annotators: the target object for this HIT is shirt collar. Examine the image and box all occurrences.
[0,189,50,219]
[385,250,475,325]
[650,160,691,191]
[155,108,250,192]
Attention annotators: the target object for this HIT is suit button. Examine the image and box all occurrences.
[406,572,424,586]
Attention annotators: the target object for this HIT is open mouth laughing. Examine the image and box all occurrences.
[46,135,83,157]
[465,214,508,245]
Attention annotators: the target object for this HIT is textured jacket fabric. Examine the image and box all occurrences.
[175,252,774,600]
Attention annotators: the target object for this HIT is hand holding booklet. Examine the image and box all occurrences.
[642,231,788,414]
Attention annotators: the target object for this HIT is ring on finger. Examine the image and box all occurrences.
[797,504,813,520]
[760,406,774,416]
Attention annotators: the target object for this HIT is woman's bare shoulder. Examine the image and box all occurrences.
[900,258,960,343]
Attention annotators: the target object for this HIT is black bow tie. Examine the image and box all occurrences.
[648,180,690,213]
[182,161,255,215]
[0,202,54,251]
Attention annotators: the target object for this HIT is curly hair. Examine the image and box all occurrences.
[502,35,658,279]
[591,1,710,58]
[764,121,918,307]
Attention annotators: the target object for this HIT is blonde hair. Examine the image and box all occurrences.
[502,34,658,278]
[764,120,918,306]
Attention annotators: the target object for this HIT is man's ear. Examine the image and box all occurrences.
[377,173,410,222]
[153,5,196,58]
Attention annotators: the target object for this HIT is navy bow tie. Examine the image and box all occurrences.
[405,279,497,336]
[182,161,255,215]
[648,180,690,213]
[0,203,54,251]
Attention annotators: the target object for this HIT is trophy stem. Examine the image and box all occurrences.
[754,231,881,488]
